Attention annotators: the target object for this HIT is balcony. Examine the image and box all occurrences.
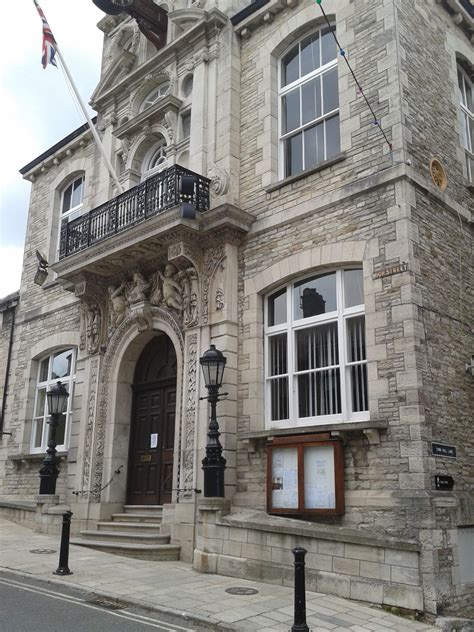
[59,164,210,259]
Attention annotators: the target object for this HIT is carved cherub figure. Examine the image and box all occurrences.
[108,282,127,328]
[157,263,183,311]
[127,271,150,304]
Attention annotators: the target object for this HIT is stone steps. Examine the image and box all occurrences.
[71,505,180,561]
[70,538,181,561]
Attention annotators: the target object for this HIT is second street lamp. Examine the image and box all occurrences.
[200,345,227,497]
[39,380,69,495]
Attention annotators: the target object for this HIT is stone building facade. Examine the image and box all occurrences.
[0,0,472,617]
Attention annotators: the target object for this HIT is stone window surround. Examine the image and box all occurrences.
[242,240,385,436]
[14,331,81,457]
[248,4,353,190]
[46,161,89,268]
[278,24,340,179]
[264,267,368,429]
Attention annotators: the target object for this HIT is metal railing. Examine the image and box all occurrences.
[59,164,210,259]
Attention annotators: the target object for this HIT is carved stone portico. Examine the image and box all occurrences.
[53,207,252,556]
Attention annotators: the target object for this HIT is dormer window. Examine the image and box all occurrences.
[140,82,170,112]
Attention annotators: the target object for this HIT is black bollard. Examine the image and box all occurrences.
[291,547,309,632]
[54,511,73,576]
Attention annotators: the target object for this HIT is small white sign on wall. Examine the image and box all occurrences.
[458,527,474,584]
[150,433,158,449]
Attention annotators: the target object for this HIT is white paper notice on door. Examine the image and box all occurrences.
[304,445,335,509]
[271,447,298,509]
[150,433,158,449]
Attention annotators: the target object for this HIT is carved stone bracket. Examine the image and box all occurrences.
[207,162,229,196]
[201,245,226,325]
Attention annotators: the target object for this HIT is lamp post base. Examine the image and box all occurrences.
[202,460,226,498]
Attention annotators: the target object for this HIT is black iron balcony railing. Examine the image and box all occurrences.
[59,165,210,259]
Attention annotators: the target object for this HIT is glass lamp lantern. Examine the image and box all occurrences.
[199,345,226,389]
[46,381,69,416]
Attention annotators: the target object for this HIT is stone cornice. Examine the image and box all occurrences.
[114,95,183,140]
[233,0,299,39]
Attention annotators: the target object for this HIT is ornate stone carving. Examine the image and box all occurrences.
[215,287,224,311]
[75,279,108,356]
[91,306,185,501]
[108,282,128,330]
[81,357,100,493]
[207,162,229,196]
[127,271,150,304]
[202,245,225,324]
[180,333,198,495]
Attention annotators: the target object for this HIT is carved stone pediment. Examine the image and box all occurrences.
[168,8,206,33]
[91,50,137,109]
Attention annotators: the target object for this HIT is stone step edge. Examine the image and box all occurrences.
[111,513,163,520]
[97,521,162,529]
[79,530,170,541]
[123,505,163,510]
[71,539,180,551]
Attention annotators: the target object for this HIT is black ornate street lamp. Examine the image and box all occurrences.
[39,381,69,495]
[200,345,227,497]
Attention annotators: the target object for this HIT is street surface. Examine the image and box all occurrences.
[0,572,201,632]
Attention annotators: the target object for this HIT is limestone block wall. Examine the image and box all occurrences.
[195,506,423,611]
[397,0,473,206]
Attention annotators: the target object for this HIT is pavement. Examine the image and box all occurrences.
[0,517,440,632]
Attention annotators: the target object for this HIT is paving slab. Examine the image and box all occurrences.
[0,518,439,631]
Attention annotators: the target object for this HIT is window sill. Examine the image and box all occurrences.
[265,152,347,194]
[9,452,68,469]
[239,419,388,449]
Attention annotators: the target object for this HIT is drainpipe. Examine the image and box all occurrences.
[0,295,18,435]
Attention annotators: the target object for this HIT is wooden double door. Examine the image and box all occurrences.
[127,381,176,505]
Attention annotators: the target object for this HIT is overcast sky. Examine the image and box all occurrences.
[0,1,104,298]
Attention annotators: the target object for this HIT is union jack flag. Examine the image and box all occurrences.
[33,0,57,69]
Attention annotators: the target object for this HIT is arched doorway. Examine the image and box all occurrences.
[127,335,177,505]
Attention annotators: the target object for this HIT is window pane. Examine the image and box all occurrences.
[347,316,366,362]
[321,27,336,66]
[304,445,335,509]
[300,32,320,77]
[304,122,324,170]
[269,334,287,376]
[55,414,67,446]
[322,68,338,114]
[460,111,469,148]
[52,350,73,379]
[350,363,368,412]
[271,447,298,508]
[344,269,364,308]
[301,76,321,125]
[268,288,287,326]
[34,388,46,418]
[62,184,72,214]
[270,377,289,421]
[285,133,303,177]
[282,88,300,134]
[294,272,337,319]
[33,419,44,448]
[39,358,49,383]
[182,113,191,139]
[325,114,340,160]
[298,368,341,417]
[296,323,339,371]
[71,178,83,208]
[282,45,299,86]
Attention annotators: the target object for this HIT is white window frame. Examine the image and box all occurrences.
[57,175,85,263]
[140,82,170,112]
[278,27,340,179]
[458,65,473,183]
[264,268,368,429]
[141,138,168,181]
[30,348,76,454]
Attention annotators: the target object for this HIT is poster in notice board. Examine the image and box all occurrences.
[304,444,336,509]
[271,447,298,509]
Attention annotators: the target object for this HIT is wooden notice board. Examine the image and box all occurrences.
[267,434,344,516]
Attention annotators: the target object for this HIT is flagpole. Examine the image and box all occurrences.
[54,45,123,194]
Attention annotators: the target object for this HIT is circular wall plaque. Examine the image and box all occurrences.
[429,158,447,191]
